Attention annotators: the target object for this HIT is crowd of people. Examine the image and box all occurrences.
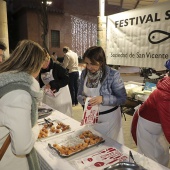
[0,39,170,169]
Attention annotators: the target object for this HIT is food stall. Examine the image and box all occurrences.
[125,81,156,101]
[122,80,157,115]
[35,104,169,170]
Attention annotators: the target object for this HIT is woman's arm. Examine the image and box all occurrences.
[50,63,69,91]
[158,94,170,143]
[102,71,127,106]
[2,90,39,155]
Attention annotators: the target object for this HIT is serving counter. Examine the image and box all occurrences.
[35,105,169,170]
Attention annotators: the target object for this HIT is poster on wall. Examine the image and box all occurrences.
[106,1,170,70]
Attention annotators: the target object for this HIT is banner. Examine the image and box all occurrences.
[106,1,170,70]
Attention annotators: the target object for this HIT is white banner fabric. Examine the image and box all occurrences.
[106,1,170,70]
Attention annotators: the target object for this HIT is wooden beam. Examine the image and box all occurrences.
[154,0,159,3]
[118,0,124,12]
[134,0,140,9]
[120,0,123,9]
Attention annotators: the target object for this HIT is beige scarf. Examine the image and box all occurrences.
[86,69,102,88]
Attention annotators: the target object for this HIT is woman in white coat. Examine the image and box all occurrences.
[0,40,46,170]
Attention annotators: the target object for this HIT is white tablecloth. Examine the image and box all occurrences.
[35,106,169,170]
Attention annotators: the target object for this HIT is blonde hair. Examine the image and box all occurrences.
[0,40,46,74]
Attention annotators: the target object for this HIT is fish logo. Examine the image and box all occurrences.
[148,30,170,44]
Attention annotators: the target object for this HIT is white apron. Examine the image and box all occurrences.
[84,77,124,144]
[136,109,169,166]
[41,70,72,117]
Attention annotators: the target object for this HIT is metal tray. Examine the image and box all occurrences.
[38,108,53,119]
[104,162,147,170]
[38,119,71,140]
[48,127,105,158]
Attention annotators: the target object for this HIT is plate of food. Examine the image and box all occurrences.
[38,118,70,140]
[48,127,105,158]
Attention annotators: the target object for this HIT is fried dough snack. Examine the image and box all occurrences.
[38,122,70,139]
[52,131,103,156]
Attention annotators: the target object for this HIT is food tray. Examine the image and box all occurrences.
[38,108,53,119]
[48,127,105,158]
[38,119,70,140]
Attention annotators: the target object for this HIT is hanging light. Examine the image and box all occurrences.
[41,1,52,6]
[46,1,52,5]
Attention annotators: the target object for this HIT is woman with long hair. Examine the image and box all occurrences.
[77,46,127,143]
[39,49,72,117]
[0,40,46,170]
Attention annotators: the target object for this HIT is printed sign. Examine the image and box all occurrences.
[81,97,99,126]
[74,147,128,170]
[106,1,170,70]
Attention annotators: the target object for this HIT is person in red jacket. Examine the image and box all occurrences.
[131,60,170,167]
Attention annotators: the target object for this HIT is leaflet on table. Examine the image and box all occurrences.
[73,147,128,170]
[81,97,99,126]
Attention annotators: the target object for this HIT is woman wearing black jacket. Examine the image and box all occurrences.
[39,52,72,117]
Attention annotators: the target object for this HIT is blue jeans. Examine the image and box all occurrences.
[68,71,79,105]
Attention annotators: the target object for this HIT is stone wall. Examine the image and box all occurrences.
[10,0,121,56]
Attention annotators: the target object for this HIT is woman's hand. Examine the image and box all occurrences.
[89,96,103,106]
[44,84,51,90]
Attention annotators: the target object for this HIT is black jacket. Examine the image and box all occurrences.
[39,59,69,92]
